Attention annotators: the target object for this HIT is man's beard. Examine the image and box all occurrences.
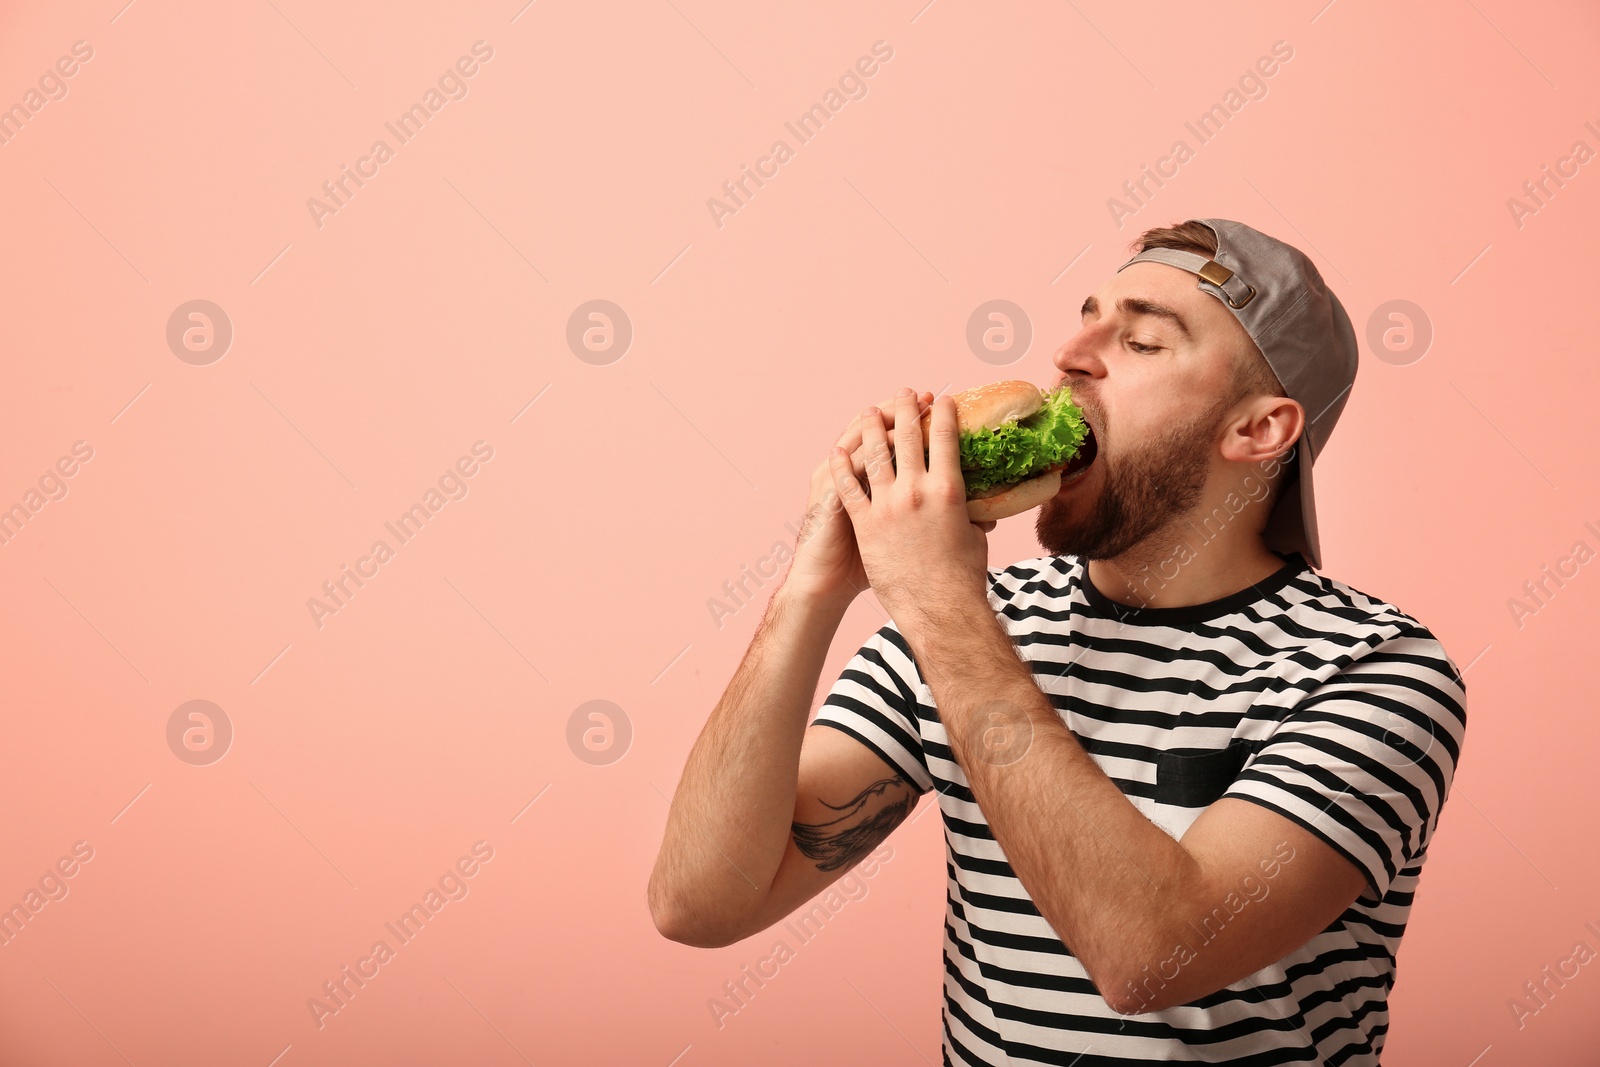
[1034,393,1232,561]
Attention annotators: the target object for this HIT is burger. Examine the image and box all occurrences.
[914,380,1096,521]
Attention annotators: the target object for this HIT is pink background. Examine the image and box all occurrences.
[2,0,1597,1063]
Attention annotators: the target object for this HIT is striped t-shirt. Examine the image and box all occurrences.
[811,551,1467,1066]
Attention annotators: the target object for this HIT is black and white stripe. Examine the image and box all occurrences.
[812,552,1466,1065]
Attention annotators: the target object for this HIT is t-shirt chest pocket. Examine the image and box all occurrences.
[1153,738,1265,808]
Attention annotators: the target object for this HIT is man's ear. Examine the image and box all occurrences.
[1220,396,1304,466]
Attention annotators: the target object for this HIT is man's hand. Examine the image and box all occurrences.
[782,389,936,606]
[826,389,992,621]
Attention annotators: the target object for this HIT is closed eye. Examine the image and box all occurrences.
[1127,340,1161,354]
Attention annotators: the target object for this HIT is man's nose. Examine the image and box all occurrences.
[1050,326,1108,380]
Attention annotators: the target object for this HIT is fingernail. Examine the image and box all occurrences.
[897,387,912,397]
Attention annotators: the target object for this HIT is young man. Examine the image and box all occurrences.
[649,218,1467,1065]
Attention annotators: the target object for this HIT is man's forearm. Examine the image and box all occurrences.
[897,598,1204,996]
[648,584,852,944]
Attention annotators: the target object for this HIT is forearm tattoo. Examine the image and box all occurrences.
[792,777,915,872]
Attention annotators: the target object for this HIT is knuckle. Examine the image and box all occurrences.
[935,478,966,506]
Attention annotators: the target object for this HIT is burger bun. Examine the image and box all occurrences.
[965,469,1062,521]
[919,380,1044,439]
[919,381,1058,521]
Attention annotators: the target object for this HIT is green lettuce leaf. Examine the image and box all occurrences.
[952,384,1088,495]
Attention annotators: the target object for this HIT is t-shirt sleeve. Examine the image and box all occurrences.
[810,620,935,796]
[1221,627,1468,902]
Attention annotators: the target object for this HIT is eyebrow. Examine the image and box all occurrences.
[1080,294,1192,340]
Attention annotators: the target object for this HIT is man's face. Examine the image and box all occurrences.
[1035,262,1253,560]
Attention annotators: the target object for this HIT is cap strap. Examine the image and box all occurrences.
[1117,247,1257,309]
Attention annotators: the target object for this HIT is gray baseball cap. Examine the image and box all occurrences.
[1116,218,1358,571]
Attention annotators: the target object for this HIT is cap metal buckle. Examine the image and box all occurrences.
[1196,259,1257,308]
